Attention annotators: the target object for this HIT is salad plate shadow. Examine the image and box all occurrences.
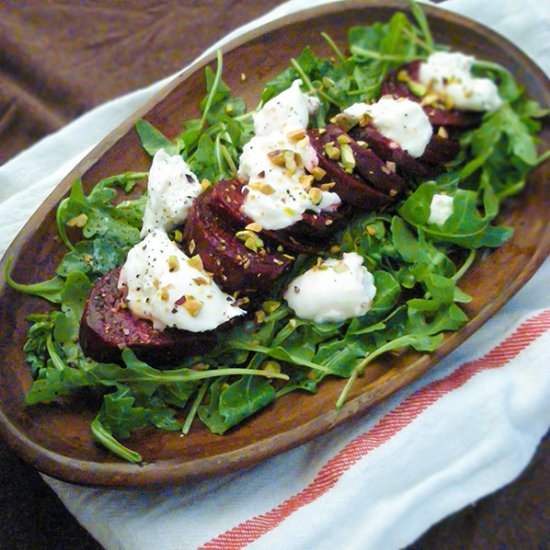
[0,0,549,486]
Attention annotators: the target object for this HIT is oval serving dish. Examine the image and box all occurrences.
[0,0,548,487]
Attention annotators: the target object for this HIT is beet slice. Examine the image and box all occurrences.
[381,61,481,130]
[350,124,459,179]
[209,179,249,229]
[421,134,461,166]
[209,179,346,253]
[79,268,216,366]
[308,128,395,210]
[322,124,405,196]
[183,193,292,295]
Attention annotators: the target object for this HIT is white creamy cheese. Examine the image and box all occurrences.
[418,52,502,112]
[239,130,339,229]
[118,230,244,332]
[140,149,202,237]
[344,97,433,158]
[239,80,341,230]
[284,252,377,323]
[428,193,454,227]
[253,79,321,136]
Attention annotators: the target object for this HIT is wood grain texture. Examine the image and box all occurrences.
[0,0,548,487]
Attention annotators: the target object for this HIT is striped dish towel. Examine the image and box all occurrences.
[45,269,550,549]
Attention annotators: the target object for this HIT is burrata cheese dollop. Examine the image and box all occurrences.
[284,252,377,323]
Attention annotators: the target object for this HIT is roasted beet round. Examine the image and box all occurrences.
[183,193,292,295]
[79,269,216,366]
[308,127,398,210]
[381,61,481,130]
[349,124,460,179]
[321,124,405,195]
[209,179,347,253]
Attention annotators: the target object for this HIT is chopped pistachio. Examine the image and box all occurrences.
[182,296,202,317]
[167,255,179,272]
[308,186,323,205]
[286,128,307,141]
[267,149,286,167]
[187,255,204,271]
[324,141,340,160]
[330,112,358,132]
[245,221,263,233]
[336,133,352,145]
[244,237,259,252]
[311,166,326,180]
[262,300,281,314]
[320,181,336,191]
[358,113,372,127]
[236,296,250,307]
[420,92,441,107]
[284,150,298,173]
[200,178,212,193]
[255,309,266,324]
[236,230,264,251]
[259,182,275,195]
[299,174,314,189]
[174,229,184,243]
[67,213,88,228]
[340,143,355,171]
[437,126,449,139]
[397,69,428,97]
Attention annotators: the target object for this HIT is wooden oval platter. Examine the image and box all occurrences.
[0,0,548,486]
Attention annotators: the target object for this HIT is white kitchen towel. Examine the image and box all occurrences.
[1,1,549,549]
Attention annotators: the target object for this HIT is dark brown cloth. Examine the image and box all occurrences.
[0,2,548,549]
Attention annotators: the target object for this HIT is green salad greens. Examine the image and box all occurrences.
[7,2,548,462]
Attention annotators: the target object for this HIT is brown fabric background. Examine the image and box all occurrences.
[0,1,548,548]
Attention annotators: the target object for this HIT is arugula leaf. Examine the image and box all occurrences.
[5,257,65,303]
[56,238,126,278]
[398,183,513,249]
[219,376,276,428]
[135,119,179,156]
[91,415,142,463]
[57,178,144,252]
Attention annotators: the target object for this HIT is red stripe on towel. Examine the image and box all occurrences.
[200,310,550,550]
